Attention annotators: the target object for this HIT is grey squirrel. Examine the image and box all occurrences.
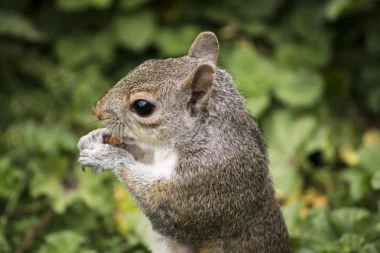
[78,32,292,253]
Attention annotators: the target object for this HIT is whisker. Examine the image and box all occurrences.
[118,122,122,140]
[104,122,115,136]
[84,119,102,126]
[83,117,112,127]
[121,124,125,143]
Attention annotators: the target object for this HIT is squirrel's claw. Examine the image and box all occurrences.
[81,165,86,172]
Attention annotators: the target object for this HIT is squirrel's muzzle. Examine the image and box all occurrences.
[92,100,103,120]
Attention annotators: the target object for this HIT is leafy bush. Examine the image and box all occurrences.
[1,0,379,252]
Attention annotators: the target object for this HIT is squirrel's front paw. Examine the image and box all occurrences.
[78,140,135,173]
[78,128,108,151]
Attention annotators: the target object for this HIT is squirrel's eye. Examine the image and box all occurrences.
[131,99,155,117]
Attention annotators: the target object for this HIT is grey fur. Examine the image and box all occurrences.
[78,129,134,174]
[78,32,292,252]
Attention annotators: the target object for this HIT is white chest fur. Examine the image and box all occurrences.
[136,147,178,180]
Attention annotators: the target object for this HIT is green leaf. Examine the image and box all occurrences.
[13,217,38,236]
[371,171,380,190]
[225,44,273,117]
[55,31,116,67]
[367,22,380,54]
[0,232,10,253]
[273,68,324,108]
[245,94,271,118]
[298,209,338,245]
[361,66,380,113]
[78,250,97,253]
[270,151,303,195]
[76,167,114,214]
[56,0,112,11]
[30,156,78,213]
[113,184,149,247]
[358,144,380,173]
[7,121,77,155]
[113,11,156,51]
[39,230,85,253]
[227,44,323,111]
[263,110,318,194]
[222,0,283,19]
[275,40,330,68]
[325,0,372,20]
[0,11,46,42]
[330,208,370,234]
[287,2,325,37]
[264,110,318,154]
[0,157,21,198]
[342,168,372,201]
[240,21,270,36]
[336,233,377,253]
[282,200,303,234]
[227,44,274,94]
[119,0,151,10]
[155,26,200,56]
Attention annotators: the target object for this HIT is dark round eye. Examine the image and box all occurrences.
[131,99,155,117]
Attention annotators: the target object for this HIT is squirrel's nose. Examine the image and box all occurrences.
[92,100,102,120]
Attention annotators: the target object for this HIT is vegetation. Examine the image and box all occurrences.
[1,0,380,252]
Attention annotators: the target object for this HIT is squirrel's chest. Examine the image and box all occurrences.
[135,147,178,180]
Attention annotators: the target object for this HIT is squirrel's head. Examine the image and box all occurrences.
[92,32,220,147]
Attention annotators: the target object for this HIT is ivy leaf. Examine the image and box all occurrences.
[155,26,200,56]
[273,68,323,108]
[78,250,97,253]
[371,171,380,190]
[220,0,283,19]
[0,157,21,198]
[6,121,77,155]
[361,66,380,113]
[55,31,116,67]
[30,156,78,213]
[226,44,323,112]
[358,144,380,173]
[56,0,112,11]
[275,41,330,68]
[113,184,150,247]
[76,167,114,215]
[325,0,373,20]
[0,11,46,42]
[225,44,273,117]
[264,110,318,154]
[367,22,380,54]
[342,168,372,201]
[119,0,151,10]
[282,200,303,234]
[330,208,370,234]
[113,11,156,51]
[263,110,318,195]
[245,94,271,118]
[335,233,377,253]
[0,233,10,253]
[269,151,303,196]
[298,209,338,245]
[13,217,38,237]
[38,230,85,253]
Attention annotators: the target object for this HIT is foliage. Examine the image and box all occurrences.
[1,0,380,252]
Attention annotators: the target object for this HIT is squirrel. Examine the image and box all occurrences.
[78,32,292,253]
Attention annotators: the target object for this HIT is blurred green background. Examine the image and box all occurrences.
[1,0,380,252]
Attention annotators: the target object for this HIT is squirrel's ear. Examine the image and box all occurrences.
[182,64,214,117]
[188,32,219,63]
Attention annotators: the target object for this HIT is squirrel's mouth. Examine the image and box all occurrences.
[102,119,139,145]
[102,133,136,148]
